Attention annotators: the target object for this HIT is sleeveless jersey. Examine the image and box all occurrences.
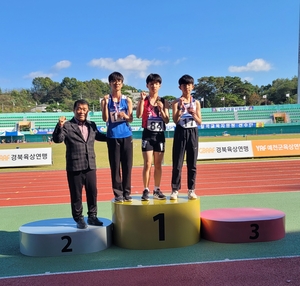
[106,94,132,138]
[141,97,166,132]
[177,98,198,128]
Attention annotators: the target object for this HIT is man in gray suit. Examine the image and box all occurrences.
[53,99,106,229]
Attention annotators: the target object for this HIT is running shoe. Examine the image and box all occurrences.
[153,188,166,200]
[188,190,197,200]
[170,190,178,200]
[141,189,150,201]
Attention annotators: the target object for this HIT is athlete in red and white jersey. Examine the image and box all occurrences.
[136,73,169,201]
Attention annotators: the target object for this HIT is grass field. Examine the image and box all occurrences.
[0,133,299,172]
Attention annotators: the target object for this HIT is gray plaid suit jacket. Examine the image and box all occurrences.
[52,117,106,171]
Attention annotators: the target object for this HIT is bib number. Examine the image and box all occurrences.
[109,111,125,123]
[147,118,165,131]
[179,117,197,128]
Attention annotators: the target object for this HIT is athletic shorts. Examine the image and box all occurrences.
[141,139,165,152]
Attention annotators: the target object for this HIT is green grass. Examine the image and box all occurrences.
[0,134,300,172]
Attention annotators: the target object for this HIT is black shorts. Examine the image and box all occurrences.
[141,129,165,152]
[142,139,165,152]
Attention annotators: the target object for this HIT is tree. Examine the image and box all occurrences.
[266,77,298,105]
[193,76,224,107]
[162,95,176,101]
[1,75,296,113]
[45,102,69,112]
[161,95,176,107]
[248,92,261,106]
[31,77,57,103]
[193,76,258,107]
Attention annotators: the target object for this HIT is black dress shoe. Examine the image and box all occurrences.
[87,217,103,226]
[76,218,88,229]
[124,195,132,202]
[114,196,124,203]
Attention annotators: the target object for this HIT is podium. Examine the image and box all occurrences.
[201,208,285,243]
[19,218,112,256]
[112,196,201,249]
[19,201,286,256]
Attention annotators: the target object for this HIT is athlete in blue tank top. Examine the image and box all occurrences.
[101,72,133,203]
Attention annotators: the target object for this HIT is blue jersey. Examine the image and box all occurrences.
[106,94,132,138]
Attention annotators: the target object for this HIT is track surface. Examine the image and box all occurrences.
[1,160,300,206]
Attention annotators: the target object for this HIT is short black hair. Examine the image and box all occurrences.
[178,74,194,85]
[108,71,124,83]
[146,73,162,84]
[74,99,89,110]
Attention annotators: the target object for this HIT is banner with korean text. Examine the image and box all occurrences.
[251,139,300,157]
[198,138,300,160]
[0,148,52,167]
[198,141,253,159]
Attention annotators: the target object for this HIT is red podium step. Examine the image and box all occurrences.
[201,208,285,243]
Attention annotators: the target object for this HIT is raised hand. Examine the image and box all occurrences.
[59,116,66,127]
[140,91,147,100]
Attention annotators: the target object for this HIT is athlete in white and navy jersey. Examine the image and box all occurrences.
[170,74,202,200]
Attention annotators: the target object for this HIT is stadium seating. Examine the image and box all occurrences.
[1,104,300,131]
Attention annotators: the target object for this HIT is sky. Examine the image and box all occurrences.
[0,0,299,97]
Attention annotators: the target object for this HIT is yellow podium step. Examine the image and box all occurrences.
[112,196,200,249]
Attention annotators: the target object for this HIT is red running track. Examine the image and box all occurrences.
[2,257,300,286]
[1,160,300,207]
